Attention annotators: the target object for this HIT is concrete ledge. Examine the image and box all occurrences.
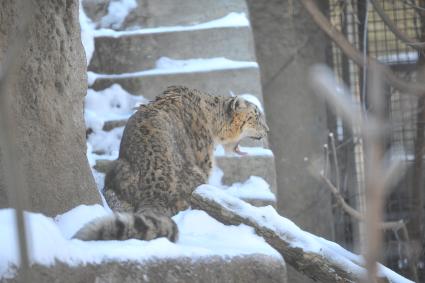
[2,254,286,283]
[89,27,255,73]
[83,0,248,30]
[91,67,263,103]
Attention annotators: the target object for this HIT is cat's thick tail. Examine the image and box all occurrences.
[72,210,178,242]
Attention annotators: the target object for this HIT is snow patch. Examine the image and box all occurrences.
[208,167,276,202]
[93,12,249,38]
[85,84,148,127]
[0,205,281,278]
[378,51,418,65]
[87,127,124,158]
[88,57,258,84]
[240,94,264,113]
[225,176,276,202]
[100,0,137,30]
[79,0,95,65]
[194,185,413,283]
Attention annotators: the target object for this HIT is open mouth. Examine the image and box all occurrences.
[249,136,262,141]
[230,136,264,156]
[233,142,247,156]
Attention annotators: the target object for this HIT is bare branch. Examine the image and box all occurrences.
[318,173,404,230]
[329,133,341,192]
[190,186,415,283]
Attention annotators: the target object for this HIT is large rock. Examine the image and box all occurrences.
[0,0,101,215]
[3,255,287,283]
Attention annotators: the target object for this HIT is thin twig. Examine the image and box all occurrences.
[319,173,404,230]
[329,133,341,193]
[401,0,425,12]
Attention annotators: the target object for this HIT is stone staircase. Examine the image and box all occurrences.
[83,0,278,203]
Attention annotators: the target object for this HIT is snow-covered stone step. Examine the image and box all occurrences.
[216,153,278,195]
[89,62,263,103]
[88,26,255,74]
[7,255,286,283]
[83,0,249,31]
[1,205,286,282]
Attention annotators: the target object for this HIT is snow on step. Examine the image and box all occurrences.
[89,26,255,73]
[0,205,281,278]
[89,57,263,103]
[209,167,276,203]
[85,84,147,132]
[83,0,249,31]
[92,12,249,38]
[89,57,258,82]
[216,155,277,195]
[91,67,263,104]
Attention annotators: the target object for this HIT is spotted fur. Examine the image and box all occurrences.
[73,86,269,242]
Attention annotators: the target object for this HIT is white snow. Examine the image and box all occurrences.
[87,126,124,157]
[224,176,276,202]
[79,0,95,65]
[239,94,264,112]
[0,205,281,278]
[377,51,418,64]
[85,84,148,159]
[87,57,258,85]
[194,185,414,283]
[208,167,276,202]
[100,0,137,30]
[93,12,249,38]
[85,84,148,130]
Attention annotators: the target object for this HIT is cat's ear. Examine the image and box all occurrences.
[230,96,247,111]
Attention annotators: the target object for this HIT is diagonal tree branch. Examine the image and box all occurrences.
[191,185,414,283]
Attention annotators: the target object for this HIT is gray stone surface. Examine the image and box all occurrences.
[0,0,101,215]
[246,1,333,282]
[83,0,248,30]
[89,27,255,73]
[216,155,277,195]
[3,255,287,283]
[91,67,264,103]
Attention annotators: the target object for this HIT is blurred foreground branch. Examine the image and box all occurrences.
[0,0,35,281]
[309,65,418,282]
[317,137,418,281]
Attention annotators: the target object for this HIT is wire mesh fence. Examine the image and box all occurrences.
[326,0,425,280]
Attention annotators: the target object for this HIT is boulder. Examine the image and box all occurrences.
[3,255,287,283]
[0,0,101,216]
